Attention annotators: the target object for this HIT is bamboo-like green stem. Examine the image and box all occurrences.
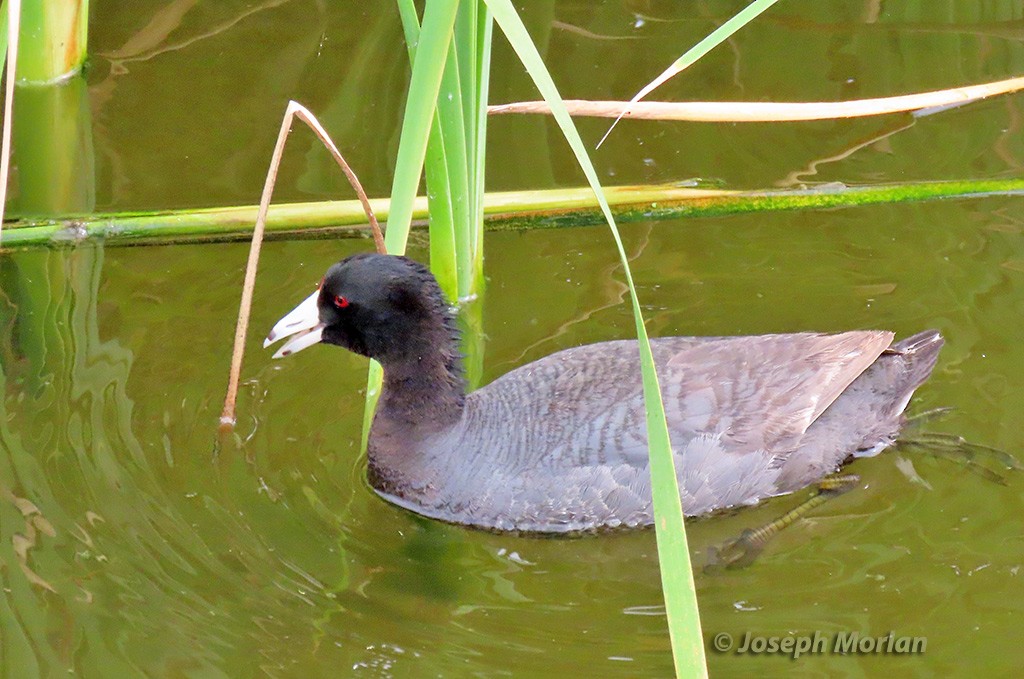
[0,0,21,238]
[11,72,95,216]
[17,0,88,84]
[3,178,1022,249]
[469,7,492,291]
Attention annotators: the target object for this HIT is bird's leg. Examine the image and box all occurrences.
[704,474,860,572]
[900,406,1019,483]
[900,432,1021,485]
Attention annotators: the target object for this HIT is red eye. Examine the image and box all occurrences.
[333,295,350,309]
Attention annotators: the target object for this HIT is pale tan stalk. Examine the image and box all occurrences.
[220,101,383,429]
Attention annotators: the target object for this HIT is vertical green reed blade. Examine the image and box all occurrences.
[456,1,477,147]
[0,2,8,62]
[397,0,459,300]
[468,6,492,289]
[424,127,459,296]
[436,38,472,298]
[365,0,459,452]
[395,0,475,302]
[385,0,459,255]
[454,0,482,296]
[482,1,707,676]
[394,0,489,392]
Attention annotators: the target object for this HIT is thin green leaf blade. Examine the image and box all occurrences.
[483,1,706,675]
[395,0,419,55]
[435,38,473,297]
[455,1,478,154]
[367,0,460,453]
[0,2,9,63]
[397,0,459,299]
[386,0,459,254]
[635,0,780,102]
[597,0,781,147]
[425,129,459,298]
[469,7,493,285]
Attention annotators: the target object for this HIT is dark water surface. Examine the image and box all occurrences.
[3,2,1024,677]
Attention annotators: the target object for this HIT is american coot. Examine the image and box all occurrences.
[265,253,943,535]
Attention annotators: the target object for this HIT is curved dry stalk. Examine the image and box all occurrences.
[0,0,23,242]
[289,104,384,252]
[219,100,383,430]
[489,75,1024,123]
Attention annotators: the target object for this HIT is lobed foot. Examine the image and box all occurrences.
[704,475,860,573]
[901,432,1021,485]
[704,528,766,572]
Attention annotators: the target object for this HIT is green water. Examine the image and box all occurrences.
[3,2,1024,677]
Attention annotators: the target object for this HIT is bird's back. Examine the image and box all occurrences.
[370,331,942,532]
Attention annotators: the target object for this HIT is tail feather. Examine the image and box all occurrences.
[876,329,944,423]
[888,329,944,393]
[890,328,944,353]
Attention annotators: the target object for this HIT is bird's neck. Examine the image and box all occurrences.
[372,306,467,437]
[378,348,466,429]
[368,338,465,497]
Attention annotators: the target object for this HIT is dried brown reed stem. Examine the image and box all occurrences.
[219,100,384,429]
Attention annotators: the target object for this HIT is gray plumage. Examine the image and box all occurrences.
[269,254,943,533]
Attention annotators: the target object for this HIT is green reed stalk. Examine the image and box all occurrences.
[384,0,458,257]
[397,0,456,296]
[17,0,88,84]
[6,178,1023,248]
[360,0,460,449]
[457,2,492,298]
[383,0,492,405]
[442,1,491,391]
[375,5,705,670]
[11,73,95,216]
[397,0,490,302]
